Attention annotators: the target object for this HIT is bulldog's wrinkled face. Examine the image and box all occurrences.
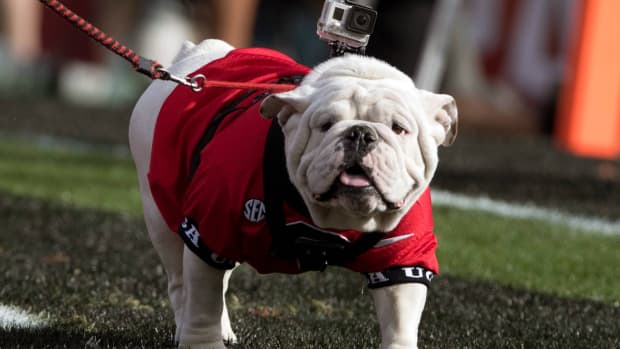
[261,55,457,232]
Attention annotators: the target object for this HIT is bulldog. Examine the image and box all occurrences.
[129,39,457,349]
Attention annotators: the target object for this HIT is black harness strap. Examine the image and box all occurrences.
[188,89,260,180]
[188,75,305,180]
[262,121,384,272]
[262,122,308,255]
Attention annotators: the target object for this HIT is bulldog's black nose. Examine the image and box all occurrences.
[345,125,378,154]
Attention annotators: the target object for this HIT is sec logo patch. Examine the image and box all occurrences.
[244,199,265,222]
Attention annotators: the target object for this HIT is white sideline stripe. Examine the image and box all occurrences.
[432,189,620,236]
[0,304,47,329]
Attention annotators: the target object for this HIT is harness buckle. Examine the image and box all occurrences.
[293,236,348,271]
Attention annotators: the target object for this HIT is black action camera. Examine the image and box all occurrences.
[316,0,378,56]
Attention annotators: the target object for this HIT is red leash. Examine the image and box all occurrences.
[38,0,298,93]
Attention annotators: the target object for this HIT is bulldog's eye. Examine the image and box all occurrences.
[391,123,408,135]
[320,121,333,132]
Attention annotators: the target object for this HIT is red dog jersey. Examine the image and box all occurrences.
[148,48,439,278]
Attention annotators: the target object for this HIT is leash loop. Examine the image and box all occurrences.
[190,75,207,92]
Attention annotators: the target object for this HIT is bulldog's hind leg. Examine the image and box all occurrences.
[129,83,186,343]
[179,246,229,349]
[130,108,236,346]
[142,189,186,343]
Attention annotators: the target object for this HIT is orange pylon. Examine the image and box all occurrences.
[555,0,620,159]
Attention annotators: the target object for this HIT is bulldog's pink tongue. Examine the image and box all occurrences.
[340,172,371,187]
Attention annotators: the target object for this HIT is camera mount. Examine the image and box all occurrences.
[328,41,366,57]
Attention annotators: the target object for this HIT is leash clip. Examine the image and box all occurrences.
[156,68,205,93]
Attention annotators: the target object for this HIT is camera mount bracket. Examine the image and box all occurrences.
[328,41,366,57]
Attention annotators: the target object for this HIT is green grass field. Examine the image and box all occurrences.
[2,137,620,348]
[1,137,619,304]
[0,138,142,215]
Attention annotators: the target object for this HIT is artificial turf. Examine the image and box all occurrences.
[1,138,619,303]
[1,193,619,348]
[0,138,141,215]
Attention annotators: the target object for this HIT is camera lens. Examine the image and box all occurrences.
[355,13,369,27]
[345,6,377,34]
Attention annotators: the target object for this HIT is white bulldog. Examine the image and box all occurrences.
[129,39,457,349]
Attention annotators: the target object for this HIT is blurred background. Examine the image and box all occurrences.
[0,0,573,126]
[1,0,617,147]
[1,0,618,193]
[0,0,575,112]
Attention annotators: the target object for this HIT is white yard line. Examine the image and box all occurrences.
[432,189,620,236]
[0,304,47,329]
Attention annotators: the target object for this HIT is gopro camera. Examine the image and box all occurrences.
[317,0,377,56]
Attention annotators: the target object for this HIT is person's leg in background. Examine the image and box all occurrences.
[185,0,260,48]
[443,0,545,134]
[0,0,49,96]
[504,0,576,134]
[2,0,43,63]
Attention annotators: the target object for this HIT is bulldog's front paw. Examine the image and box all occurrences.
[177,327,234,349]
[221,324,237,344]
[178,326,226,349]
[380,343,418,349]
[178,342,227,349]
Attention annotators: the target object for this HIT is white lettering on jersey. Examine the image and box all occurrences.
[181,218,200,247]
[244,199,266,222]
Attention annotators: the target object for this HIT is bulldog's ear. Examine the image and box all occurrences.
[260,88,311,126]
[418,90,458,146]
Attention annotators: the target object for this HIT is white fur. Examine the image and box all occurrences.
[261,54,457,232]
[130,40,450,348]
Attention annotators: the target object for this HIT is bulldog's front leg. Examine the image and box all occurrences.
[179,246,227,349]
[371,283,428,349]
